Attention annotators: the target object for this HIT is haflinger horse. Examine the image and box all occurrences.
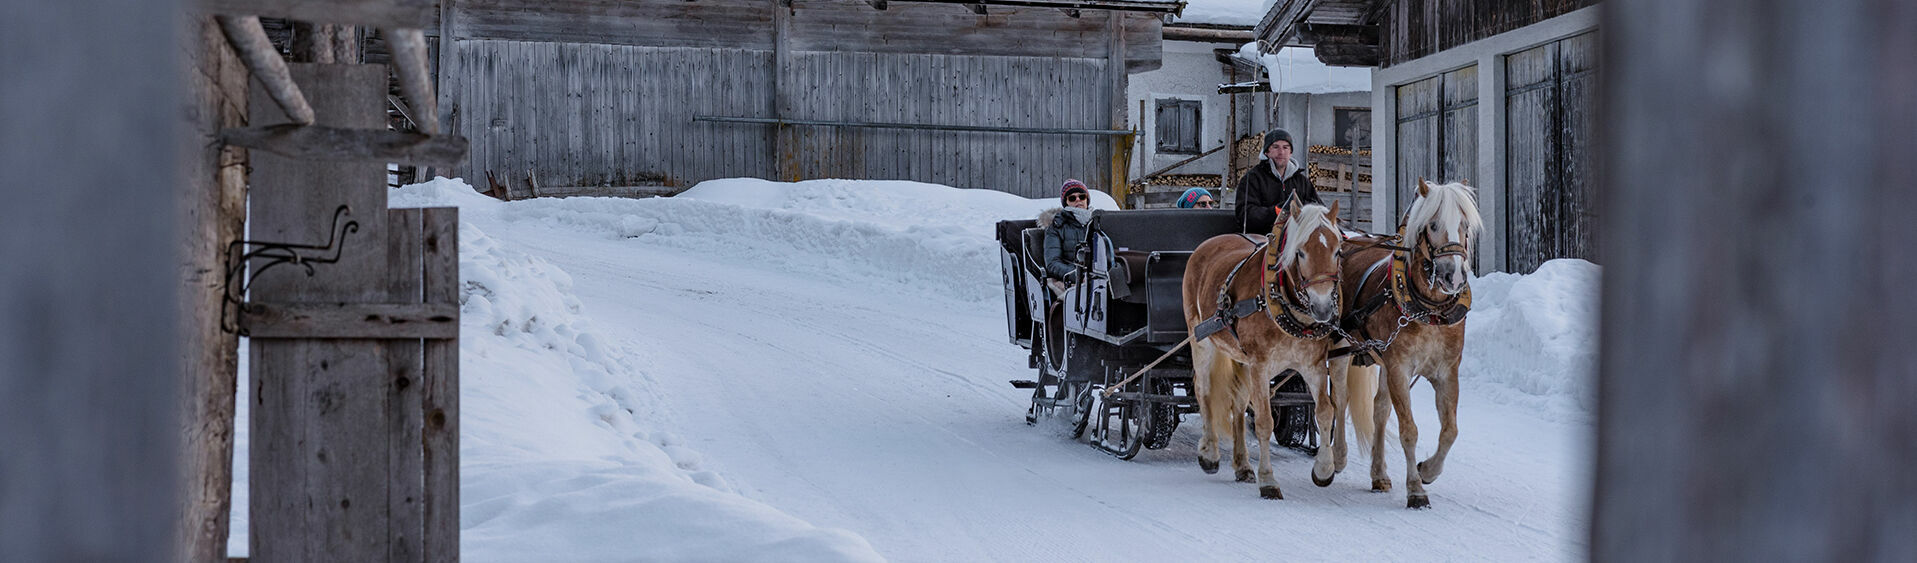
[1332,178,1483,509]
[1182,196,1352,500]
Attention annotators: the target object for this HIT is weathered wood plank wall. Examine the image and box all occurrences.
[455,42,776,189]
[449,0,1162,68]
[1504,31,1597,272]
[455,42,1115,197]
[1383,0,1600,67]
[440,0,1160,197]
[1595,0,1917,559]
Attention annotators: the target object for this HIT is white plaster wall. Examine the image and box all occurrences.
[1127,40,1236,178]
[1267,91,1369,155]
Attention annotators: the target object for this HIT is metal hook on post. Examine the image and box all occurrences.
[219,205,361,334]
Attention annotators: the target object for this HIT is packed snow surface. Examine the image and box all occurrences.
[234,176,1595,561]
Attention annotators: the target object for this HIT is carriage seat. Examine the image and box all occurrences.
[1111,250,1151,303]
[1020,227,1047,280]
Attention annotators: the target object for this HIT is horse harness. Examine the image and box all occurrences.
[1189,229,1341,344]
[1329,226,1473,366]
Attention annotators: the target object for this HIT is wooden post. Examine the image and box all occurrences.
[247,63,399,562]
[1593,1,1917,560]
[421,208,461,563]
[437,0,460,177]
[773,0,797,181]
[1105,11,1128,202]
[177,15,251,563]
[1,0,180,559]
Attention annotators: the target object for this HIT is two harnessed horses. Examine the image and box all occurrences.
[1182,179,1483,508]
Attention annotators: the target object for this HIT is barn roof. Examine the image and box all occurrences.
[1253,0,1384,66]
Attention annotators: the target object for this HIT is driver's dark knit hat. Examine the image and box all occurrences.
[1263,128,1295,153]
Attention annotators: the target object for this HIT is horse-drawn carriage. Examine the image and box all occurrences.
[993,208,1319,459]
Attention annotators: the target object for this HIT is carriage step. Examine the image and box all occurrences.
[1009,379,1039,389]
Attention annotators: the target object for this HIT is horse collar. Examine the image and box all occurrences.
[1391,224,1471,327]
[1263,227,1336,340]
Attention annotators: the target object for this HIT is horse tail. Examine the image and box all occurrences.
[1346,363,1380,458]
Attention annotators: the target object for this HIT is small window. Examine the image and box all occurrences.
[1155,99,1202,154]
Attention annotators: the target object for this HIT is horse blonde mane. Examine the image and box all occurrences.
[1403,181,1484,254]
[1276,203,1341,270]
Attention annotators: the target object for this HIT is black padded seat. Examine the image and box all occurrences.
[1090,208,1240,253]
[1021,227,1047,279]
[1112,250,1152,303]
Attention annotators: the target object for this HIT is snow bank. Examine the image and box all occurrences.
[398,177,1597,419]
[235,183,883,561]
[452,221,883,562]
[395,176,1111,303]
[1238,43,1372,94]
[1462,259,1601,418]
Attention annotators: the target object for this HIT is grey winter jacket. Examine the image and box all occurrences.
[1233,159,1321,235]
[1039,207,1091,280]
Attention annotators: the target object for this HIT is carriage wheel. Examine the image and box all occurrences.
[1140,379,1181,450]
[1270,373,1319,455]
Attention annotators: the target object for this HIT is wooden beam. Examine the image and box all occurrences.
[1594,0,1917,560]
[1163,25,1255,43]
[220,124,468,166]
[239,302,459,339]
[199,0,435,29]
[1313,43,1379,66]
[216,16,314,125]
[969,3,988,14]
[1297,23,1378,45]
[176,17,250,563]
[1253,0,1313,46]
[896,0,1184,14]
[384,28,438,134]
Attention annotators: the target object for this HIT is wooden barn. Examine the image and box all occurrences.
[430,0,1188,200]
[1256,0,1601,273]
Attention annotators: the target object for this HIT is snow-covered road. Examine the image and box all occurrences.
[465,181,1595,561]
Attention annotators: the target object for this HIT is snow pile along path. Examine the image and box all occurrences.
[1463,259,1602,417]
[397,177,1116,304]
[450,219,883,562]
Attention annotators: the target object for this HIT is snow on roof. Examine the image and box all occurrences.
[1238,43,1372,94]
[1173,0,1273,26]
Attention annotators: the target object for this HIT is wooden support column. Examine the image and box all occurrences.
[247,63,406,562]
[1594,0,1917,560]
[437,0,460,156]
[774,0,798,181]
[1,0,180,559]
[176,15,251,563]
[1106,10,1130,206]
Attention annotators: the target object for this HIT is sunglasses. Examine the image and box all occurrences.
[1066,193,1088,202]
[1193,199,1217,208]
